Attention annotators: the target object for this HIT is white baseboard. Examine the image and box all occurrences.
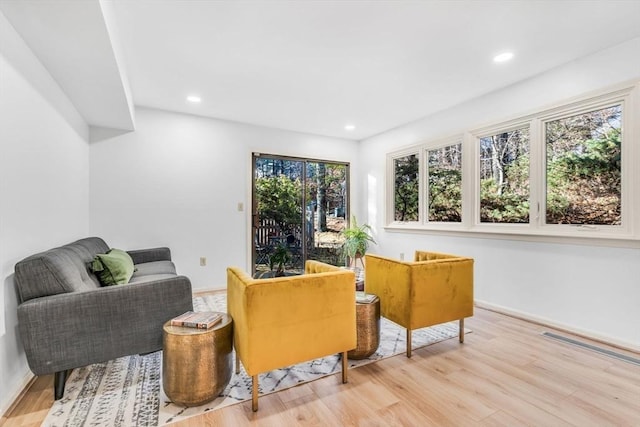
[1,371,35,419]
[474,300,640,354]
[193,286,225,295]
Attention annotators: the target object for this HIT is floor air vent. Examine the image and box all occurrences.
[542,332,640,366]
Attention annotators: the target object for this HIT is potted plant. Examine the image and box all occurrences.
[269,243,291,277]
[341,215,376,268]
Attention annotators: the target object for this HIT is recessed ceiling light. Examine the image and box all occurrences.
[344,124,356,131]
[186,95,201,103]
[493,52,514,63]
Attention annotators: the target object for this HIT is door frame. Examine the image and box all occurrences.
[250,152,350,275]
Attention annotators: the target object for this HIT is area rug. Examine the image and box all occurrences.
[42,294,468,426]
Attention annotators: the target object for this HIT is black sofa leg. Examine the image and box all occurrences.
[54,370,68,400]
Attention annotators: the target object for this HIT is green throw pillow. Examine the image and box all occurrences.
[90,248,135,286]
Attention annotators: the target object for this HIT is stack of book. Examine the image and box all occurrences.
[170,311,223,329]
[355,291,376,304]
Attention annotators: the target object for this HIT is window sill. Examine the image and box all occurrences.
[383,223,640,249]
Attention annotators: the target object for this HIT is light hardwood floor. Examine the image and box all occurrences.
[2,307,639,426]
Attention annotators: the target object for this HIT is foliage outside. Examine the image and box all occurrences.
[306,162,347,232]
[545,105,621,225]
[255,174,302,233]
[391,105,623,227]
[254,157,349,274]
[479,127,530,223]
[428,144,462,222]
[394,154,419,221]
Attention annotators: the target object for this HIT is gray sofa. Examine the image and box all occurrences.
[14,237,193,399]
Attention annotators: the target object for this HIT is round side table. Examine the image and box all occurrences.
[348,295,380,359]
[162,312,233,406]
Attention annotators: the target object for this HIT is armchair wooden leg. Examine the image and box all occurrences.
[252,375,258,412]
[235,353,240,374]
[341,351,348,384]
[459,318,465,343]
[406,329,412,358]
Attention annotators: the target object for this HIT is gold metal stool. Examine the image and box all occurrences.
[162,313,233,406]
[348,295,380,359]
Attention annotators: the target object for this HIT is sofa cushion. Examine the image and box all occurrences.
[14,237,109,302]
[90,248,135,286]
[128,273,179,284]
[131,260,177,278]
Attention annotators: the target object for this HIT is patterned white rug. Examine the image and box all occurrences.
[43,293,468,426]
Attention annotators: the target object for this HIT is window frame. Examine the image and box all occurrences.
[537,92,630,237]
[424,136,467,229]
[384,82,640,248]
[471,120,533,228]
[386,146,422,226]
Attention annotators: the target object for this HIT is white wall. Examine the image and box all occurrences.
[360,38,640,350]
[90,108,359,290]
[0,11,90,415]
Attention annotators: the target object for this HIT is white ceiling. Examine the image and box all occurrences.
[2,0,640,140]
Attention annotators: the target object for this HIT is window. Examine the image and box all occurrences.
[544,105,621,226]
[428,143,462,222]
[385,83,639,246]
[479,127,530,224]
[393,154,419,222]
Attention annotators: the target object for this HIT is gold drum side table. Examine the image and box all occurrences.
[348,295,380,359]
[162,313,233,406]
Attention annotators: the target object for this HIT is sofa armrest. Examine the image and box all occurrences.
[17,275,192,375]
[127,247,172,264]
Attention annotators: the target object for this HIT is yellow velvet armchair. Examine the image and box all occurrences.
[365,251,474,357]
[227,260,356,411]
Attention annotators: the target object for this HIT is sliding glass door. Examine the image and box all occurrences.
[252,153,349,277]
